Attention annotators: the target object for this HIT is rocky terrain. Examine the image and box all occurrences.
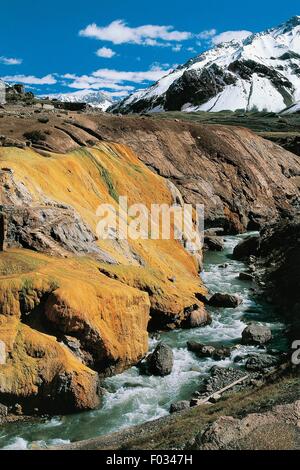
[196,400,300,450]
[0,97,299,450]
[0,109,299,233]
[148,109,300,156]
[58,371,300,450]
[111,17,300,114]
[233,217,300,340]
[0,117,210,413]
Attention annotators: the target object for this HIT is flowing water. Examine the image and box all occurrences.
[0,233,287,449]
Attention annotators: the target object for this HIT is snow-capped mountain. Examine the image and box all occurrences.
[282,100,300,114]
[111,16,300,114]
[44,89,114,111]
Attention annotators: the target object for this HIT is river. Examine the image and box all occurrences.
[0,233,287,449]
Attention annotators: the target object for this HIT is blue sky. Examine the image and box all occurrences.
[0,0,299,99]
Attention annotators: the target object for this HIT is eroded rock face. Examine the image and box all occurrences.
[0,252,151,412]
[0,322,101,414]
[0,142,208,413]
[3,205,112,259]
[0,114,299,233]
[169,400,190,414]
[91,117,300,233]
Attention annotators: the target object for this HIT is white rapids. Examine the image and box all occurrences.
[0,233,286,449]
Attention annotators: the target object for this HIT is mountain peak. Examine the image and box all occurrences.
[272,15,300,33]
[43,89,114,111]
[111,17,300,115]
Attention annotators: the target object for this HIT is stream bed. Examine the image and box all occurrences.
[0,233,287,449]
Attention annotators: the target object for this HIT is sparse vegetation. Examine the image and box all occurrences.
[150,109,300,133]
[0,252,46,276]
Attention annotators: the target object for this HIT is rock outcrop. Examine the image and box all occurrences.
[0,142,208,413]
[253,218,300,340]
[245,354,285,372]
[169,400,190,414]
[187,341,231,360]
[0,114,299,233]
[204,235,224,251]
[196,401,300,450]
[232,235,260,260]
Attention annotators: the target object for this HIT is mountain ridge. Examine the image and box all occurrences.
[42,89,114,111]
[110,16,300,114]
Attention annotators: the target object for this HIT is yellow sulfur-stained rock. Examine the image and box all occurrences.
[0,142,208,412]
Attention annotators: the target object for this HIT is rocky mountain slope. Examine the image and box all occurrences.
[0,111,299,233]
[43,89,113,111]
[282,100,300,114]
[111,16,300,114]
[0,139,209,413]
[0,103,299,418]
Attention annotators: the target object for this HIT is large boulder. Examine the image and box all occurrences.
[239,272,254,281]
[183,304,211,328]
[187,341,231,360]
[204,236,224,252]
[242,323,272,345]
[233,236,260,260]
[209,293,242,308]
[146,343,174,376]
[188,342,216,357]
[245,353,284,371]
[195,401,300,450]
[169,400,190,414]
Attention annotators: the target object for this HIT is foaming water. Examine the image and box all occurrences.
[0,233,286,449]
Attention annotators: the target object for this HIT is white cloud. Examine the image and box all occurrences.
[197,29,217,40]
[2,74,57,85]
[64,75,135,92]
[96,47,116,58]
[172,44,182,52]
[212,30,252,45]
[0,56,23,65]
[91,66,171,83]
[62,65,172,96]
[79,20,191,46]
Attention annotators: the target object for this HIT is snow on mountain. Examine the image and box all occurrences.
[110,16,300,114]
[44,89,114,111]
[282,100,300,114]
